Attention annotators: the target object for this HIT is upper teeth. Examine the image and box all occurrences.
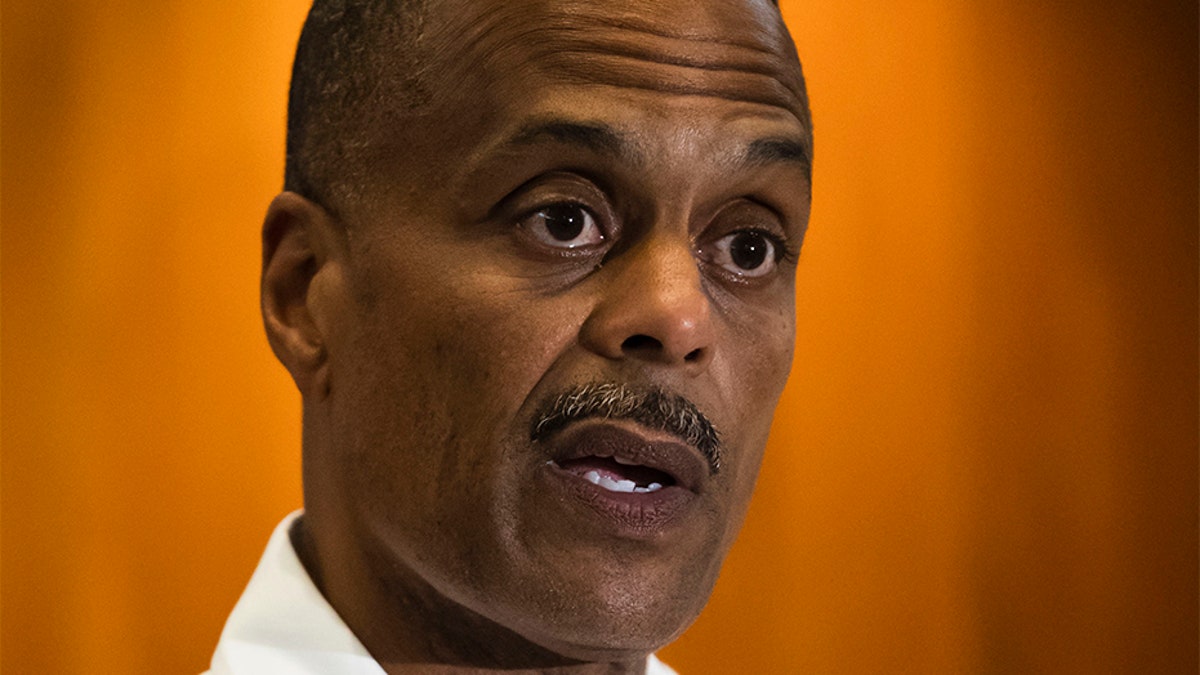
[582,470,663,494]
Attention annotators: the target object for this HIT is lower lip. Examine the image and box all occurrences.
[537,461,698,538]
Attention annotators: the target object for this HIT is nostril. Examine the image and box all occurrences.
[621,334,661,352]
[684,348,703,362]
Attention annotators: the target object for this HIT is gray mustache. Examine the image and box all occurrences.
[530,382,723,474]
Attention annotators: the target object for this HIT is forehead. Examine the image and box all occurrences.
[422,0,808,130]
[344,0,811,220]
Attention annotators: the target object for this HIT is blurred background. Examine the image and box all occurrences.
[2,1,1196,672]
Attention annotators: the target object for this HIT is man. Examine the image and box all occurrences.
[208,0,811,672]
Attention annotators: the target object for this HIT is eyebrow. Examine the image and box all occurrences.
[502,118,810,180]
[506,119,636,162]
[746,137,813,182]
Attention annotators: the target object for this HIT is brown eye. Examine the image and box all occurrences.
[522,203,605,249]
[709,230,779,278]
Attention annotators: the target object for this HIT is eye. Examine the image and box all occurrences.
[520,202,605,249]
[708,230,782,278]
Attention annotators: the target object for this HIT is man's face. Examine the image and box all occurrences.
[309,0,810,661]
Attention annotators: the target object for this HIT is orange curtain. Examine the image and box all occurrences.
[3,2,1196,673]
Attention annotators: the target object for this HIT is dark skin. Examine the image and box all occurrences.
[261,0,811,672]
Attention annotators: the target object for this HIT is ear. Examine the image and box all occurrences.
[260,191,345,400]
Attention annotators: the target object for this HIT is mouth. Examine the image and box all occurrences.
[536,422,710,536]
[529,382,723,474]
[546,423,706,494]
[555,455,674,494]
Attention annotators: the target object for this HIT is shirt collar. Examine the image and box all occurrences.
[208,510,676,675]
[208,510,386,674]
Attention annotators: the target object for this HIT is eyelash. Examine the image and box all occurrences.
[518,200,609,239]
[517,208,796,259]
[508,186,798,271]
[738,227,800,265]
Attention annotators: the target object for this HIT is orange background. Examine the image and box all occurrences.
[3,2,1196,673]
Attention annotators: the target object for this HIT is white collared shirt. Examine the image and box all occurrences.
[206,511,678,675]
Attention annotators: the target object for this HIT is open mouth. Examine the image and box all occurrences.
[542,422,706,495]
[536,421,709,534]
[554,456,676,494]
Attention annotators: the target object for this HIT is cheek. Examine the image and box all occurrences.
[336,261,589,494]
[711,301,795,529]
[334,263,596,591]
[430,281,588,417]
[721,297,795,426]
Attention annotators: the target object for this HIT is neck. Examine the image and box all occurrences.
[290,513,652,675]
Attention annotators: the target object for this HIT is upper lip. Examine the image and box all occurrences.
[543,422,710,493]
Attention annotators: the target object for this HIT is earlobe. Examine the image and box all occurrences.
[261,191,342,399]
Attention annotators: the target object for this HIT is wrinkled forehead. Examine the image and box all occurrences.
[422,0,809,131]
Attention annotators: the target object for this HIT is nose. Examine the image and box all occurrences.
[579,234,714,372]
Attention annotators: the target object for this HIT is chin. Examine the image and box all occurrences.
[518,612,695,664]
[488,560,720,663]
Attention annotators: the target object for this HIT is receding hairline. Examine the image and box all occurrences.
[284,0,433,208]
[283,0,810,212]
